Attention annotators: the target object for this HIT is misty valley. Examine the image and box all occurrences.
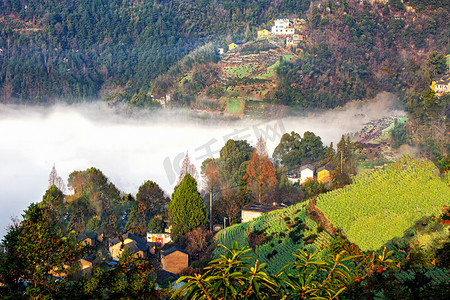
[0,0,449,298]
[0,97,404,237]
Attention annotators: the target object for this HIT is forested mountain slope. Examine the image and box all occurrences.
[0,0,310,103]
[0,0,448,107]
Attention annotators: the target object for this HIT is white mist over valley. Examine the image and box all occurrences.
[0,93,405,237]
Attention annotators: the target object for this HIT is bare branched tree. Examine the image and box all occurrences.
[177,153,199,186]
[48,164,67,193]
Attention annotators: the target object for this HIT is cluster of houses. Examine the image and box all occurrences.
[63,164,333,285]
[225,17,307,52]
[259,17,307,47]
[287,164,332,185]
[65,229,190,289]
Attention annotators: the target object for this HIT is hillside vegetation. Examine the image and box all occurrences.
[215,201,332,274]
[1,0,448,109]
[316,157,450,250]
[215,157,449,269]
[0,0,310,104]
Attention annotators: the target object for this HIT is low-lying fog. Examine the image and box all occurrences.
[0,93,405,237]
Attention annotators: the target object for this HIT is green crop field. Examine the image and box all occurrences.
[214,201,332,274]
[226,99,245,114]
[255,68,276,79]
[267,55,294,69]
[224,65,255,78]
[316,158,450,251]
[256,55,294,79]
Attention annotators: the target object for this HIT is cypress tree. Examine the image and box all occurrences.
[168,174,207,236]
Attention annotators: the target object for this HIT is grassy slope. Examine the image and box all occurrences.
[316,158,450,251]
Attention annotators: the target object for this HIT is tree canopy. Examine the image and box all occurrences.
[168,174,208,236]
[126,180,169,235]
[0,203,90,298]
[273,131,327,170]
[245,136,277,203]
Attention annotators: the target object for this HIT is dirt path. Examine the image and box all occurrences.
[306,197,340,238]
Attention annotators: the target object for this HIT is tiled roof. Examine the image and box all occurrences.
[162,246,189,257]
[109,232,147,246]
[317,165,332,173]
[242,203,280,213]
[436,79,450,85]
[299,164,315,172]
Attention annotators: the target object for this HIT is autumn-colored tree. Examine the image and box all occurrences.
[185,228,212,262]
[177,152,199,186]
[0,203,91,298]
[202,159,220,231]
[244,136,277,203]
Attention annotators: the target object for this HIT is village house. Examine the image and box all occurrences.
[257,29,271,39]
[432,76,450,94]
[317,166,332,184]
[241,202,292,223]
[228,42,243,51]
[241,203,282,223]
[109,232,150,261]
[51,258,93,280]
[151,93,171,107]
[287,174,301,184]
[73,259,93,280]
[286,34,304,47]
[155,270,185,291]
[80,232,100,246]
[213,224,224,232]
[161,247,190,275]
[300,164,315,184]
[147,232,172,247]
[271,18,295,35]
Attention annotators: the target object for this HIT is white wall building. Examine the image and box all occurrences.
[147,232,172,246]
[300,164,315,184]
[241,204,280,223]
[435,79,450,93]
[271,18,295,35]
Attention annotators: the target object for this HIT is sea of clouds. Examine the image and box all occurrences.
[0,92,405,237]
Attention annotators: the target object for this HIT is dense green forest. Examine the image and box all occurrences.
[0,0,311,103]
[2,0,448,108]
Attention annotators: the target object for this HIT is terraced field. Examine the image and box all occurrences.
[214,201,332,274]
[316,158,450,251]
[226,99,245,114]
